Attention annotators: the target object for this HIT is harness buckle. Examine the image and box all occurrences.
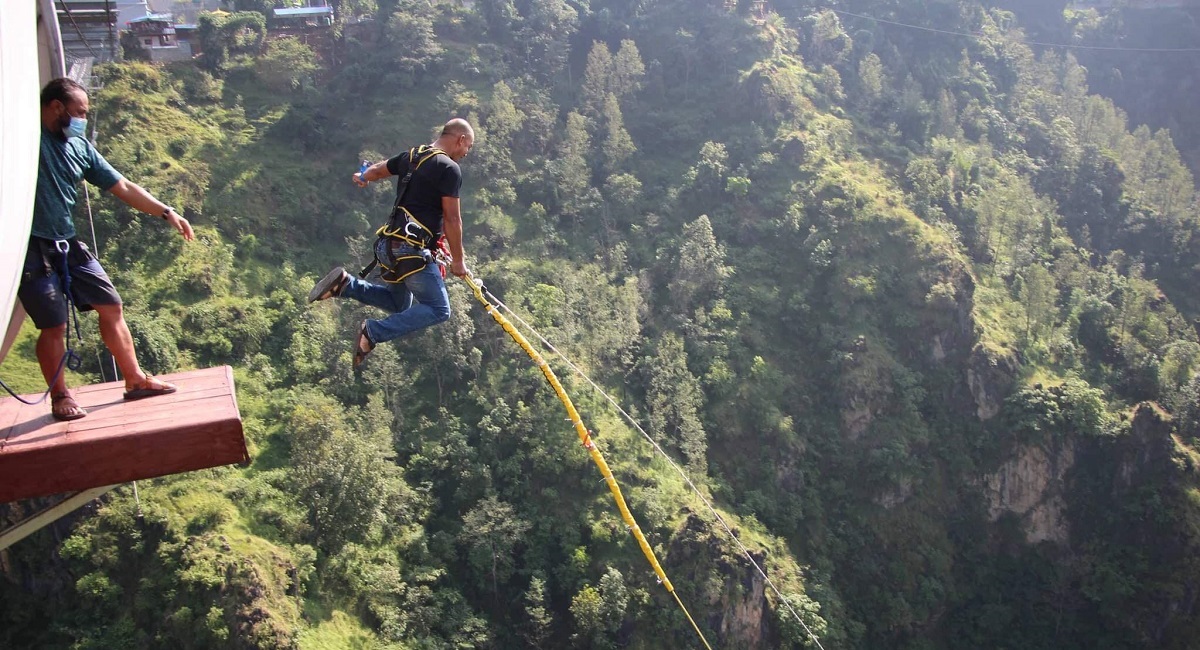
[403,220,427,245]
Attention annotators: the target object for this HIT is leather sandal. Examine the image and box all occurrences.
[51,393,87,421]
[309,267,349,303]
[354,320,374,368]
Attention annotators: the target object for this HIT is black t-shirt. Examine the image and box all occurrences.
[386,146,462,237]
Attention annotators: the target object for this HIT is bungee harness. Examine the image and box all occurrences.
[358,145,448,283]
[0,239,84,404]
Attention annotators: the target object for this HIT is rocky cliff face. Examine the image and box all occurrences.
[1114,403,1182,490]
[921,264,1020,423]
[983,439,1075,544]
[967,346,1019,421]
[983,402,1194,548]
[716,549,770,648]
[668,514,790,650]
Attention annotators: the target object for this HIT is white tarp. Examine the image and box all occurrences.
[0,3,42,364]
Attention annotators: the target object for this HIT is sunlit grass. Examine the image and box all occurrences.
[0,318,98,395]
[296,610,383,650]
[972,276,1022,356]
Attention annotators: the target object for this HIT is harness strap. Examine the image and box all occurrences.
[361,145,446,279]
[0,240,83,404]
[381,145,445,247]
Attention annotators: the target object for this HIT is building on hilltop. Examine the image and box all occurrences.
[273,2,334,29]
[126,13,191,62]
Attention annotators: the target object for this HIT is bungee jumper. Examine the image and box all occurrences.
[16,78,195,422]
[300,116,825,647]
[307,119,713,646]
[308,118,474,367]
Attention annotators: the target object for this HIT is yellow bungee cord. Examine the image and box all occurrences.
[463,273,714,650]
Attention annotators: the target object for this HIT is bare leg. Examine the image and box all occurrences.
[93,303,155,391]
[35,324,70,396]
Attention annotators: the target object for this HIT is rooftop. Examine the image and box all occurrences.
[274,6,333,17]
[128,13,173,23]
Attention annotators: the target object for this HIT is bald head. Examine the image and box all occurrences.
[442,118,474,139]
[436,118,475,161]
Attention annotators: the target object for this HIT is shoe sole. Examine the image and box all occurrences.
[309,267,347,302]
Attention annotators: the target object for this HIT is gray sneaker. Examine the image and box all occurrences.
[309,267,349,302]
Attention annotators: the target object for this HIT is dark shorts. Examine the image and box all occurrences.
[17,237,121,330]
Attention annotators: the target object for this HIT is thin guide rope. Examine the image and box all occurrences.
[479,287,827,650]
[464,276,714,650]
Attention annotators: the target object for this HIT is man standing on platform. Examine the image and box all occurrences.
[19,78,195,421]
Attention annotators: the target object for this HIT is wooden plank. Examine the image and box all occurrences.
[0,366,248,503]
[1,387,234,445]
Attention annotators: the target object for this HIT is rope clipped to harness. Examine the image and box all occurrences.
[0,240,84,404]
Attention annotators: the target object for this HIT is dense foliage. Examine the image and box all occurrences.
[3,1,1200,648]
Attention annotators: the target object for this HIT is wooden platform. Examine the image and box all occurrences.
[0,366,248,503]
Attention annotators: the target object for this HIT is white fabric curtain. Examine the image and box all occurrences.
[0,3,43,364]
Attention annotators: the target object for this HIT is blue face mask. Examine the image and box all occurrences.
[64,116,87,139]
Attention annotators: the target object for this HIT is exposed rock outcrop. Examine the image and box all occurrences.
[1115,402,1178,490]
[967,345,1018,421]
[983,439,1075,544]
[922,264,976,366]
[668,514,798,650]
[838,336,892,441]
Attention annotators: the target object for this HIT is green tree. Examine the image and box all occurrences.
[551,111,593,218]
[669,28,699,97]
[581,41,614,118]
[645,333,708,473]
[288,394,409,552]
[1017,264,1058,340]
[802,10,852,65]
[693,141,728,191]
[970,170,1055,275]
[668,215,730,316]
[1160,342,1200,404]
[1116,266,1157,344]
[600,94,635,175]
[459,496,531,600]
[522,575,554,649]
[384,3,444,87]
[517,0,578,82]
[569,567,627,650]
[611,40,646,100]
[858,53,885,105]
[603,173,643,222]
[198,11,268,74]
[254,36,319,94]
[478,81,523,180]
[570,584,604,649]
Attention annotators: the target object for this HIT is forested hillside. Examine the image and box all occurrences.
[991,0,1200,175]
[3,0,1200,648]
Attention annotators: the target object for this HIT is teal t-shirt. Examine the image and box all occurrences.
[32,128,123,240]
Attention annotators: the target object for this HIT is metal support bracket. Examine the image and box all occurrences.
[0,484,118,552]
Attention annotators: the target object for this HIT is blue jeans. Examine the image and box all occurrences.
[340,261,450,344]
